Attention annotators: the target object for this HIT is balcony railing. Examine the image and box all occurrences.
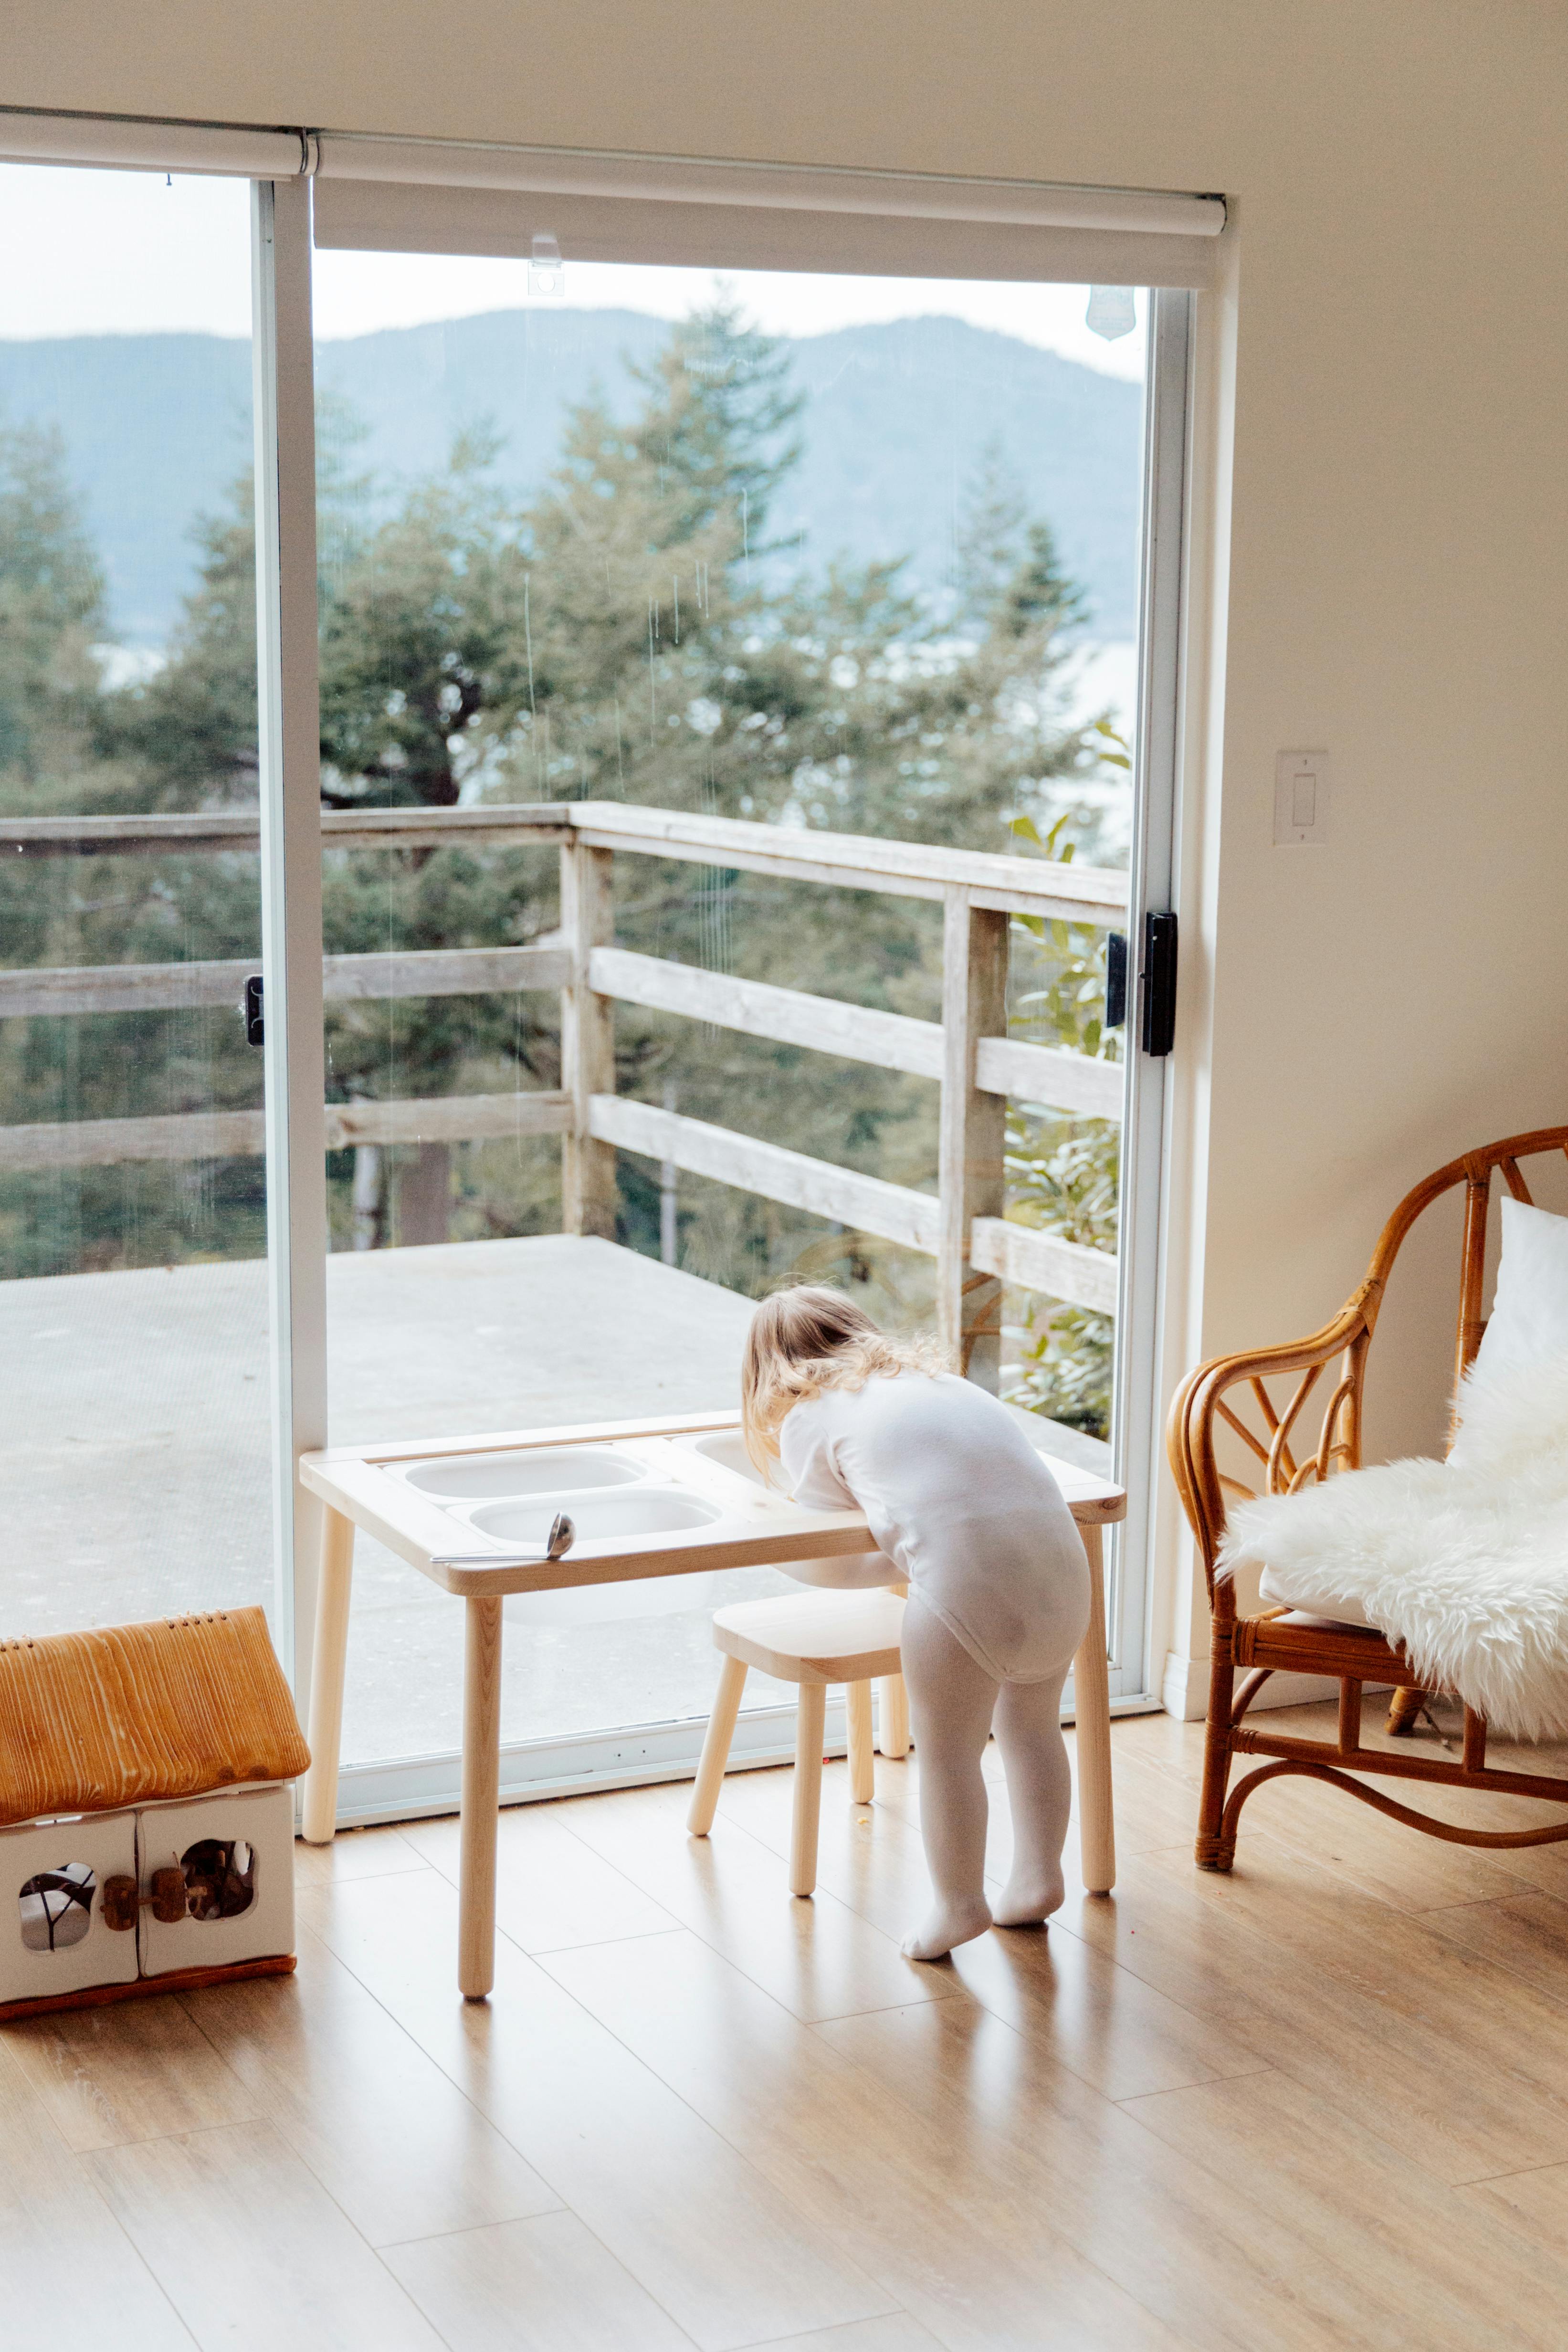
[0,801,1127,1359]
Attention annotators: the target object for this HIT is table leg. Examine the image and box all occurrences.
[301,1506,355,1846]
[1073,1521,1116,1895]
[459,1595,505,2001]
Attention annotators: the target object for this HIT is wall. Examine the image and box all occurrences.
[11,0,1568,1699]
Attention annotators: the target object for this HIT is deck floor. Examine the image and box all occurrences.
[8,1696,1568,2350]
[0,1236,791,1760]
[0,1232,1107,1772]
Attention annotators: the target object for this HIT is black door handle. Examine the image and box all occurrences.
[1140,912,1178,1058]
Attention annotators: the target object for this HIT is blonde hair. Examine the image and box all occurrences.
[740,1285,947,1473]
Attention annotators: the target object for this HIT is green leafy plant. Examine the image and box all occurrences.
[1000,783,1127,1438]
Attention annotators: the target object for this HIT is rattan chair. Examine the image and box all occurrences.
[1168,1124,1568,1871]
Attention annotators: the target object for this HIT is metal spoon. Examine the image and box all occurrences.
[432,1512,577,1569]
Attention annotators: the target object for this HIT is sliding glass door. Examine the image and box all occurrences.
[302,231,1184,1815]
[0,143,1195,1822]
[0,164,273,1634]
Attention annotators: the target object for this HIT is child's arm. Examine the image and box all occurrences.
[779,1400,857,1512]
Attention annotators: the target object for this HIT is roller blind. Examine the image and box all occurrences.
[312,138,1224,287]
[0,107,312,178]
[0,108,1226,286]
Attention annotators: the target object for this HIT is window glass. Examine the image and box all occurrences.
[0,165,270,1633]
[308,250,1146,1769]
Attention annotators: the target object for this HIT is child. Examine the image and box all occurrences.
[741,1284,1090,1960]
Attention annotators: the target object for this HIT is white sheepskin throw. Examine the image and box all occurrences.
[1219,1354,1568,1740]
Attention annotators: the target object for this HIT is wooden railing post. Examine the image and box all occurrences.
[937,888,1008,1388]
[560,839,617,1239]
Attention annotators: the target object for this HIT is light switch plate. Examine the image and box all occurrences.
[1274,749,1331,845]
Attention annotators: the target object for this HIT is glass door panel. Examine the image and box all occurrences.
[308,244,1158,1785]
[0,165,271,1633]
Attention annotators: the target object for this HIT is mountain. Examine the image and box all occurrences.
[0,308,1144,647]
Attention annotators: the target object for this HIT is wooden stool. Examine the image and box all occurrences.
[686,1587,906,1897]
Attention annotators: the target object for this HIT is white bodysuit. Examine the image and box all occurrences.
[779,1372,1089,1683]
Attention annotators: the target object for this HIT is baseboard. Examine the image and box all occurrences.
[1161,1652,1390,1722]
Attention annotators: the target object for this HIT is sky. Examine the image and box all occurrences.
[0,161,1147,378]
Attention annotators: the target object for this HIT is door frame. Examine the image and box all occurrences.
[1103,285,1192,1704]
[253,178,330,1722]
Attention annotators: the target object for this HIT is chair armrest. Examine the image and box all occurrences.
[1167,1287,1377,1604]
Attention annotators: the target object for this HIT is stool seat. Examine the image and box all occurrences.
[712,1587,905,1684]
[689,1585,910,1897]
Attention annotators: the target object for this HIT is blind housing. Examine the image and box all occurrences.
[0,108,1224,288]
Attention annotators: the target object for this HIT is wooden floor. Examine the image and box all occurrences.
[10,1696,1568,2351]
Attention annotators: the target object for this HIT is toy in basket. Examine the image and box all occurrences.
[0,1608,309,2022]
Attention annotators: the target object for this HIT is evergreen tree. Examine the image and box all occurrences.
[3,301,1124,1407]
[95,498,260,808]
[0,421,106,800]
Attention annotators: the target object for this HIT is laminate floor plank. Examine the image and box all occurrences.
[85,2118,448,2352]
[1460,2161,1568,2258]
[544,1926,1199,2352]
[1212,1697,1568,1905]
[1447,1754,1568,1894]
[1155,1838,1568,2149]
[837,1726,1199,1891]
[942,1916,1271,2104]
[859,1747,1026,1887]
[760,2321,950,2352]
[718,1758,1264,2100]
[1502,1845,1568,1896]
[1091,1707,1207,1786]
[292,1824,428,1886]
[690,1751,1111,1958]
[0,2037,198,2349]
[300,1865,895,2351]
[817,1995,1394,2352]
[402,1803,680,1953]
[383,2207,696,2350]
[1224,1756,1537,1910]
[179,1920,558,2245]
[1048,1848,1274,2021]
[1064,1830,1568,2179]
[1062,1745,1210,1858]
[1122,2065,1568,2351]
[709,1753,937,1944]
[1132,1844,1568,2179]
[1321,1738,1568,1900]
[19,1706,1568,2351]
[557,1777,954,2022]
[974,1731,1206,1864]
[5,1990,258,2151]
[1422,1890,1568,2006]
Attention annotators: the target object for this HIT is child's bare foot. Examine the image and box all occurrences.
[992,1864,1064,1928]
[901,1893,992,1960]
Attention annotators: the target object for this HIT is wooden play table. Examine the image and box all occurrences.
[299,1407,1126,1998]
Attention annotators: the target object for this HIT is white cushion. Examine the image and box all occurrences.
[1257,1560,1373,1626]
[1474,1197,1568,1379]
